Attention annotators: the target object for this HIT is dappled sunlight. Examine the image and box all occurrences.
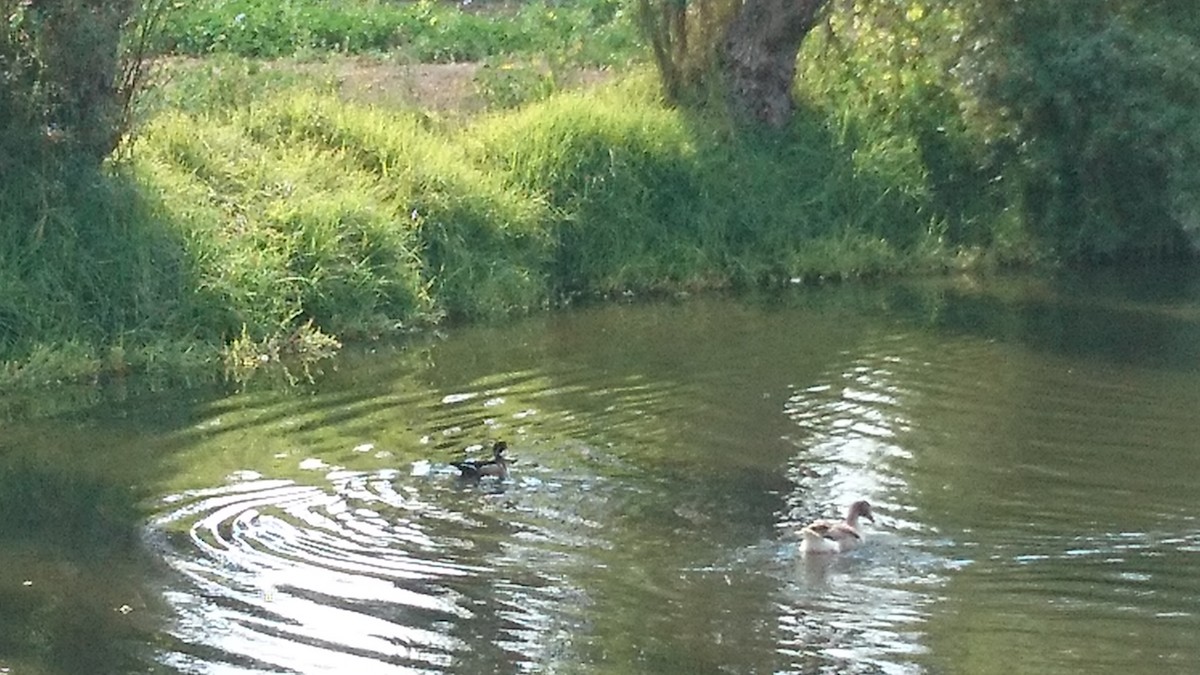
[773,334,945,673]
[150,467,601,672]
[781,339,923,531]
[8,281,1200,672]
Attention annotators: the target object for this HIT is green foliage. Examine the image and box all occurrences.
[793,3,1025,261]
[469,73,947,292]
[0,0,155,171]
[155,0,641,64]
[805,0,1200,262]
[956,1,1200,260]
[6,0,1199,390]
[134,98,440,340]
[471,79,707,293]
[791,0,1200,262]
[229,89,554,318]
[0,163,220,386]
[2,63,972,386]
[635,0,736,103]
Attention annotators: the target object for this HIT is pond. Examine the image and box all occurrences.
[3,269,1200,674]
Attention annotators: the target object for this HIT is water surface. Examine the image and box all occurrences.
[3,270,1200,674]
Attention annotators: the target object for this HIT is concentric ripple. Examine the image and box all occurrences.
[148,468,599,674]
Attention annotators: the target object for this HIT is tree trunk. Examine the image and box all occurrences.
[722,0,830,127]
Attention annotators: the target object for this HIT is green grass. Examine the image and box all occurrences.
[468,73,967,290]
[9,1,1194,393]
[155,0,639,65]
[0,50,1039,389]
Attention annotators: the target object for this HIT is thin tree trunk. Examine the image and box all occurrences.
[722,0,830,127]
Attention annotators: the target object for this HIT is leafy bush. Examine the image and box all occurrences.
[959,3,1200,260]
[790,3,1030,261]
[794,0,1200,262]
[1,0,147,170]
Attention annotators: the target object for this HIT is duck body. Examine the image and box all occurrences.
[798,523,844,555]
[451,441,510,479]
[798,500,874,554]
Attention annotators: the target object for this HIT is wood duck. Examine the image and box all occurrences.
[798,500,874,554]
[450,441,511,479]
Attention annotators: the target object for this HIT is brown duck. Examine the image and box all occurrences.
[798,500,875,555]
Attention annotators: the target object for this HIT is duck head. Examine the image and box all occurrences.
[848,500,875,524]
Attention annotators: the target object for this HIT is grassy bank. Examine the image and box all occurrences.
[0,42,1040,389]
[11,0,1070,389]
[5,2,1196,393]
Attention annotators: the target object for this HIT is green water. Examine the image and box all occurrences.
[3,270,1200,674]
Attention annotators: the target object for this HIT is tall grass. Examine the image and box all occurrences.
[1,52,1026,388]
[232,90,555,318]
[468,73,953,291]
[0,163,218,386]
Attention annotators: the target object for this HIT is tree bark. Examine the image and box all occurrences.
[722,0,830,127]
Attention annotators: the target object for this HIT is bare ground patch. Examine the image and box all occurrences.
[195,56,615,115]
[329,59,488,112]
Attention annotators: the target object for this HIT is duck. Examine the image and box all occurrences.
[798,522,844,555]
[450,441,511,479]
[798,500,875,554]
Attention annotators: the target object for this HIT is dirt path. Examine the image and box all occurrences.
[330,60,487,112]
[232,57,613,114]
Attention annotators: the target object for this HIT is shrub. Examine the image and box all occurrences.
[1,0,154,170]
[154,0,641,64]
[899,0,1200,261]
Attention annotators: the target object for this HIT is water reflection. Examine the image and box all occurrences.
[6,273,1200,673]
[0,430,162,675]
[775,336,947,673]
[150,464,607,673]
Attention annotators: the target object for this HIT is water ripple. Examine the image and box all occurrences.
[148,468,599,673]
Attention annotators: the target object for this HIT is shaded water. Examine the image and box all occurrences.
[4,270,1200,674]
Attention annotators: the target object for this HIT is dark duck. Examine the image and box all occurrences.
[450,441,511,479]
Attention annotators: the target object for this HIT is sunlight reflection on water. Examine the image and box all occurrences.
[773,340,950,674]
[150,467,596,673]
[121,280,1200,673]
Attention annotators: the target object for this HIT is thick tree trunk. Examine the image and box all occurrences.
[722,0,830,127]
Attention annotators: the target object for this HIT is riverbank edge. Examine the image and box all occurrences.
[0,58,1045,392]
